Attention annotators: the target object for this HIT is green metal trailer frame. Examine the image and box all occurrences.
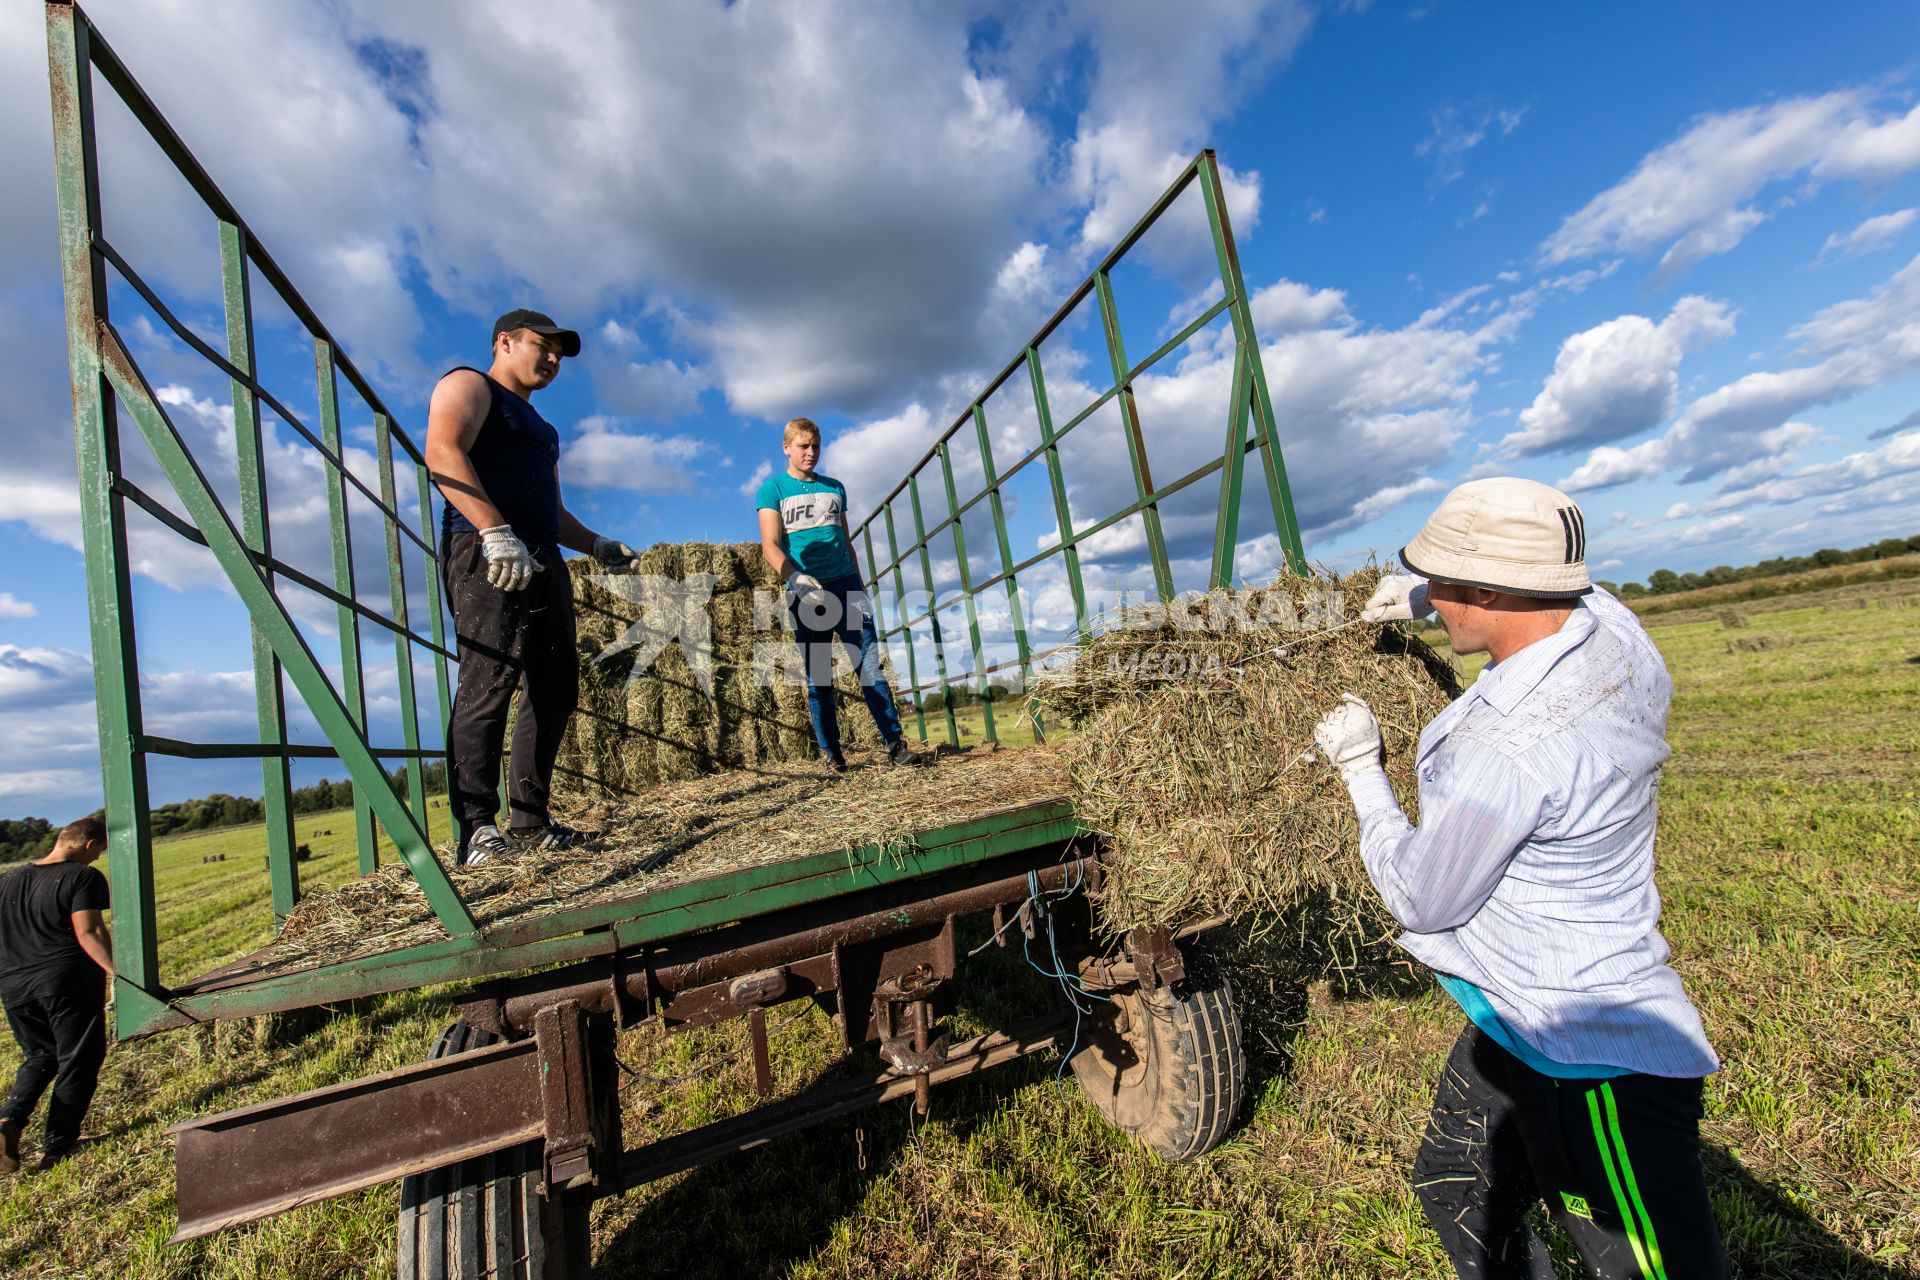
[44,4,1313,1261]
[46,0,1304,1045]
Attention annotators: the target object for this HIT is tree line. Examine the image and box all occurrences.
[0,762,448,862]
[1597,533,1919,599]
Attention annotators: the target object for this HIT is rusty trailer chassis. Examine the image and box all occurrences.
[168,839,1211,1246]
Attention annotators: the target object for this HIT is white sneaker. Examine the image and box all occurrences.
[458,824,512,867]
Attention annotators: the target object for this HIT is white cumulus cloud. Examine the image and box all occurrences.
[1544,90,1920,280]
[1502,296,1735,458]
[560,418,709,495]
[1820,208,1918,260]
[1561,250,1920,491]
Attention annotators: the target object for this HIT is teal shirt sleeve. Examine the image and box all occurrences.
[754,475,781,511]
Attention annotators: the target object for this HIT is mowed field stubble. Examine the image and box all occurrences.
[2,569,1916,1278]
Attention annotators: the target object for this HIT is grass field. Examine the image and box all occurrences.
[2,573,1916,1277]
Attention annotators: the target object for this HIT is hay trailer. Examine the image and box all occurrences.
[44,2,1309,1273]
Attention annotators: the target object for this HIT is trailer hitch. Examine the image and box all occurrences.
[874,966,949,1114]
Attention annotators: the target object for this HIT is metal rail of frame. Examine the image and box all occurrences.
[850,150,1307,744]
[46,0,471,1037]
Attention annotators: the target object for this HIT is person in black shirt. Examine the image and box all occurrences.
[0,815,112,1174]
[425,309,643,867]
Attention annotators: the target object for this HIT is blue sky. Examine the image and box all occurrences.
[2,0,1918,821]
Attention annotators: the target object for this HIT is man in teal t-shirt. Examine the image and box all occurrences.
[755,417,927,772]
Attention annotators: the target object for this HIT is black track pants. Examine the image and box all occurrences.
[1,981,106,1155]
[1413,1025,1729,1280]
[442,531,578,837]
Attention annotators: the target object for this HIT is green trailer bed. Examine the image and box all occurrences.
[137,750,1084,1039]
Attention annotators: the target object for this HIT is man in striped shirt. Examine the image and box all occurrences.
[1315,477,1729,1280]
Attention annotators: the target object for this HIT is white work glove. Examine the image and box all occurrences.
[1314,693,1384,781]
[789,572,835,615]
[478,525,535,592]
[1360,573,1432,624]
[591,535,640,571]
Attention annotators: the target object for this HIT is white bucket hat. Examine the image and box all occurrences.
[1400,477,1592,599]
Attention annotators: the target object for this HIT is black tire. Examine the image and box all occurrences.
[1069,946,1245,1162]
[396,1021,591,1280]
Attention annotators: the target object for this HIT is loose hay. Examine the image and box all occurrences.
[273,744,1071,969]
[271,563,1457,991]
[1037,568,1459,982]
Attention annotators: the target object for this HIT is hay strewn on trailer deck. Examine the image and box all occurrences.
[274,567,1454,982]
[1038,569,1458,976]
[272,744,1071,969]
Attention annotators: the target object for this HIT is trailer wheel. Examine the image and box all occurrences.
[1069,946,1245,1162]
[396,1021,590,1280]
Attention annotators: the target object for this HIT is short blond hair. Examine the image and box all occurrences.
[783,417,821,446]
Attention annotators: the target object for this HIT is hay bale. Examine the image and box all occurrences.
[1717,608,1749,629]
[1725,633,1792,654]
[559,541,902,800]
[1036,568,1459,982]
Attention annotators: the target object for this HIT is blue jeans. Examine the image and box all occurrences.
[790,573,904,757]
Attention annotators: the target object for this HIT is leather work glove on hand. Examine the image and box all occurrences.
[1360,573,1432,624]
[591,536,640,571]
[479,525,535,592]
[1314,693,1384,781]
[789,572,835,616]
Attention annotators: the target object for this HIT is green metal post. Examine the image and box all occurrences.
[881,503,927,740]
[1093,271,1175,601]
[46,2,164,1027]
[377,417,429,832]
[1199,150,1306,572]
[936,443,996,743]
[97,331,476,936]
[1211,350,1254,588]
[219,219,298,922]
[860,524,881,603]
[1024,348,1090,640]
[906,474,961,746]
[315,340,378,874]
[970,404,1041,741]
[416,462,454,813]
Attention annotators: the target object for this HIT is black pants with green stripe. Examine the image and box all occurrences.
[1414,1026,1729,1280]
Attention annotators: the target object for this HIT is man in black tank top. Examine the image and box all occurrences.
[425,310,643,866]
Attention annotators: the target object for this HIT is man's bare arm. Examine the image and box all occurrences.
[424,370,506,531]
[759,508,800,583]
[556,506,600,556]
[70,908,113,979]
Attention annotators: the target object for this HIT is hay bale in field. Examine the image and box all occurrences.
[559,541,898,800]
[1717,608,1749,630]
[1725,633,1793,654]
[1036,568,1459,983]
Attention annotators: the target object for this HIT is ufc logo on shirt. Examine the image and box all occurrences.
[781,493,841,531]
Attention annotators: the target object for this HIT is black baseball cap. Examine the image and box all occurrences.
[491,308,581,357]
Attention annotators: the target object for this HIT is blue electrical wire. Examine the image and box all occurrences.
[1017,861,1112,1090]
